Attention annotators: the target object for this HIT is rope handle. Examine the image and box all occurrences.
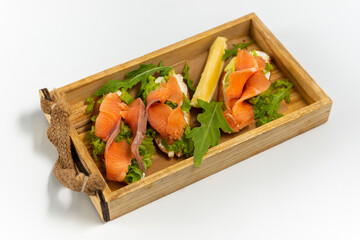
[40,88,106,196]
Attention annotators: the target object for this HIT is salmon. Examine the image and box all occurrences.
[239,71,271,102]
[166,106,187,142]
[223,109,241,132]
[104,141,132,182]
[225,69,256,110]
[146,73,188,142]
[255,56,266,71]
[146,83,168,108]
[235,49,258,71]
[95,93,123,140]
[147,103,173,138]
[146,73,184,108]
[95,92,148,179]
[121,98,147,172]
[221,49,272,132]
[121,98,145,135]
[166,74,184,104]
[232,100,255,129]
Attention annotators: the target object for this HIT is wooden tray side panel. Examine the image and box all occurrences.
[107,98,332,219]
[250,16,329,104]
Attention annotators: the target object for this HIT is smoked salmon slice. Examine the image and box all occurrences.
[146,83,168,108]
[96,92,148,178]
[235,49,258,71]
[147,103,173,139]
[225,69,256,110]
[121,98,147,172]
[231,100,255,129]
[95,93,123,140]
[146,73,184,108]
[167,74,184,104]
[222,49,272,132]
[239,71,271,102]
[146,73,188,142]
[255,56,266,71]
[166,106,187,142]
[104,141,132,182]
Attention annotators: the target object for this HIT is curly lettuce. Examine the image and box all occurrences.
[161,126,194,157]
[124,128,156,184]
[114,121,132,144]
[86,126,106,160]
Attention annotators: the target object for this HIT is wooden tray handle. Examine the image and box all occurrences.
[39,88,106,196]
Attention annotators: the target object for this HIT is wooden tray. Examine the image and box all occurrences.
[39,13,332,222]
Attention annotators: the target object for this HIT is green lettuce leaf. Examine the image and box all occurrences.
[119,88,134,105]
[141,76,161,103]
[114,121,132,144]
[97,95,106,104]
[186,100,233,167]
[162,126,194,157]
[251,50,259,57]
[86,126,106,160]
[90,115,97,122]
[124,160,144,184]
[124,128,156,183]
[85,97,95,114]
[222,40,254,61]
[248,79,293,126]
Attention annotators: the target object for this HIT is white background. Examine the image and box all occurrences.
[1,0,360,239]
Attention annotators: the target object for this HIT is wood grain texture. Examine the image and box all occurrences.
[39,13,332,221]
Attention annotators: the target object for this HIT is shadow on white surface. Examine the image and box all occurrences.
[19,109,57,161]
[47,171,102,225]
[19,109,103,225]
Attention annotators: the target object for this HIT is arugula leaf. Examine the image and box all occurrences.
[186,100,233,167]
[86,126,106,160]
[222,40,254,61]
[119,88,134,105]
[182,61,195,97]
[181,94,192,112]
[158,61,171,76]
[85,97,95,114]
[125,64,156,78]
[94,65,172,96]
[248,79,293,127]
